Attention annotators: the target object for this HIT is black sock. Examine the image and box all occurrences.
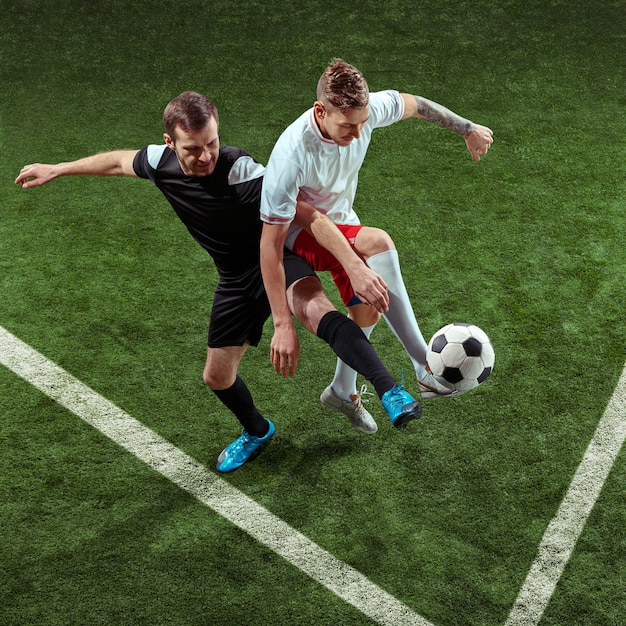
[316,311,396,399]
[211,376,269,437]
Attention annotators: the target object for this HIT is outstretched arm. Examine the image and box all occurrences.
[260,222,301,378]
[400,93,493,162]
[294,200,389,312]
[15,150,140,188]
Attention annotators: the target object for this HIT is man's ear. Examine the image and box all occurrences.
[164,133,175,150]
[313,101,326,119]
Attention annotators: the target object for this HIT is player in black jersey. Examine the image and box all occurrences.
[16,91,422,473]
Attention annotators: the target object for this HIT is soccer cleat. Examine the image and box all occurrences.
[320,384,378,433]
[381,385,422,429]
[216,419,275,473]
[418,367,465,399]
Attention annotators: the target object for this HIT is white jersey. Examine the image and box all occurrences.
[260,90,405,248]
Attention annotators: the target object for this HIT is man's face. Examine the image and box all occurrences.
[314,102,369,147]
[164,117,220,176]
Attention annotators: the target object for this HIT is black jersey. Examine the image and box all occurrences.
[133,145,265,278]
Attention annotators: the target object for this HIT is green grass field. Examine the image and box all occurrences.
[1,1,624,624]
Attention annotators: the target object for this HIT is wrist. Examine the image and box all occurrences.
[272,313,294,329]
[460,119,474,137]
[344,256,367,275]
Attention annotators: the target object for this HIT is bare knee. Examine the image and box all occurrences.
[202,346,245,390]
[287,276,335,334]
[354,227,395,260]
[349,303,381,328]
[203,366,234,390]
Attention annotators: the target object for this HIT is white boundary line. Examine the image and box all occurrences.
[2,325,624,625]
[0,326,434,626]
[505,363,626,625]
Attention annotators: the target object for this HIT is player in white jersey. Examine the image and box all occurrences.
[260,58,493,429]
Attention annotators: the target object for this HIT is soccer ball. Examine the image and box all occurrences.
[426,323,495,392]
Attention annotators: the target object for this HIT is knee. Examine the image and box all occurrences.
[355,227,395,259]
[203,365,234,390]
[349,303,381,328]
[202,367,219,389]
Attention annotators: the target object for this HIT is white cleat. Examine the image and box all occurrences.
[418,368,465,399]
[320,384,378,433]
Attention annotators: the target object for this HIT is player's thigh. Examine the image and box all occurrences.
[203,344,250,390]
[353,226,396,260]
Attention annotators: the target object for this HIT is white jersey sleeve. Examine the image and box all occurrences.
[369,90,405,128]
[228,155,265,185]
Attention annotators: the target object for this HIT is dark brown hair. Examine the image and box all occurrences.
[163,91,219,139]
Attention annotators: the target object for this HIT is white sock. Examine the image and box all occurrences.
[366,250,428,379]
[331,323,376,399]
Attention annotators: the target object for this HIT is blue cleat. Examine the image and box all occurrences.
[381,386,422,429]
[216,419,275,473]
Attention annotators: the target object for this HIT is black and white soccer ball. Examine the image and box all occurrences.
[426,323,495,393]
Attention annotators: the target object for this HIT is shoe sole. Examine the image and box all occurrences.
[350,420,378,434]
[392,401,422,430]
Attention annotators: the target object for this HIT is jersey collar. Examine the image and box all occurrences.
[309,110,336,145]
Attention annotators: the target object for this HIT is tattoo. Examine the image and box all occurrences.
[414,96,473,136]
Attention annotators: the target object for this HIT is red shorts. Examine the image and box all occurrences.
[291,224,364,306]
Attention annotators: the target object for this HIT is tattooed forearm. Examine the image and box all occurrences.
[414,96,474,136]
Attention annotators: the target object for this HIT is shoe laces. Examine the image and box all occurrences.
[351,383,374,408]
[384,385,411,412]
[232,427,267,457]
[229,431,251,457]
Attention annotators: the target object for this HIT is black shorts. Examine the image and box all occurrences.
[207,250,316,348]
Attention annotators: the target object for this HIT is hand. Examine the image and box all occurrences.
[464,124,493,162]
[15,163,57,188]
[348,264,389,313]
[270,323,301,377]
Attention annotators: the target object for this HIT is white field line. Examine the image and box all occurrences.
[4,324,624,626]
[0,326,434,626]
[505,362,626,625]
